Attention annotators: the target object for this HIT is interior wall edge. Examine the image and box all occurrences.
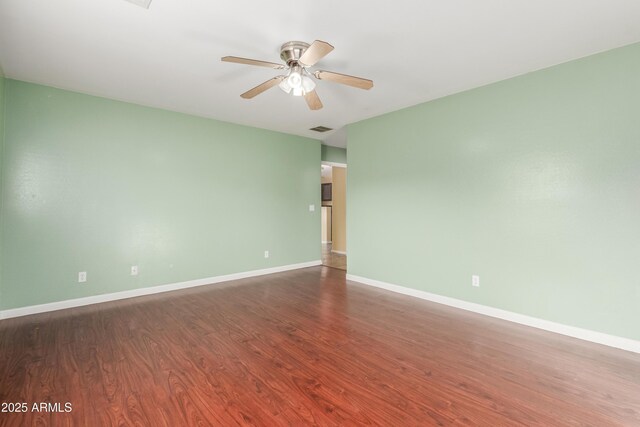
[0,260,322,320]
[346,273,640,354]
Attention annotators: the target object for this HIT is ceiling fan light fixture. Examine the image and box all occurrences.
[278,78,292,94]
[288,76,315,97]
[287,66,303,89]
[280,66,315,97]
[301,75,316,93]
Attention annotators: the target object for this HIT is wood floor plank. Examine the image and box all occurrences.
[1,266,639,426]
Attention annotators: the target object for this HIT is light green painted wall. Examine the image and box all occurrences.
[348,42,640,341]
[1,80,320,310]
[0,68,5,305]
[321,145,347,164]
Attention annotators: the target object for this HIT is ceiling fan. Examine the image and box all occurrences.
[221,40,373,111]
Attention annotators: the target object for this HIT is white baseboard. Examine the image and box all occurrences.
[321,240,332,244]
[0,261,322,320]
[346,274,640,354]
[331,250,347,255]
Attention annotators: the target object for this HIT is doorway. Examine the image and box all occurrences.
[320,163,347,270]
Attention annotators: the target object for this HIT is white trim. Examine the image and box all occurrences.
[331,250,347,255]
[346,274,640,354]
[321,240,332,244]
[0,261,322,320]
[321,161,347,168]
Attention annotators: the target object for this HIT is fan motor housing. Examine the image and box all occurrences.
[280,41,310,65]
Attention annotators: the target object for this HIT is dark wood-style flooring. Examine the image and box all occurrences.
[1,266,639,426]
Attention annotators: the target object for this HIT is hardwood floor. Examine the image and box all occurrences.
[1,266,639,426]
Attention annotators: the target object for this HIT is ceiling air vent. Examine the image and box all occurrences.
[309,126,333,133]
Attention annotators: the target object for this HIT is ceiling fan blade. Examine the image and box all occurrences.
[222,56,286,70]
[298,40,334,67]
[304,90,323,110]
[313,70,373,90]
[240,76,285,99]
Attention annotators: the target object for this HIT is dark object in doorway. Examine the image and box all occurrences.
[321,183,332,201]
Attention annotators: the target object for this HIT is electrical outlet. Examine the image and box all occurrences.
[264,250,269,259]
[78,271,87,283]
[131,265,139,276]
[472,275,480,287]
[309,204,315,212]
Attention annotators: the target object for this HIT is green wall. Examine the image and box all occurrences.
[321,145,347,164]
[0,68,5,305]
[348,42,640,341]
[1,80,320,310]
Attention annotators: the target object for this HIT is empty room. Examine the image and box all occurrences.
[1,0,640,425]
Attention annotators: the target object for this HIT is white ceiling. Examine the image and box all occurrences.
[1,1,640,148]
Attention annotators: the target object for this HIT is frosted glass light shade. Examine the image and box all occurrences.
[288,71,302,89]
[301,75,316,93]
[278,67,316,97]
[279,78,292,94]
